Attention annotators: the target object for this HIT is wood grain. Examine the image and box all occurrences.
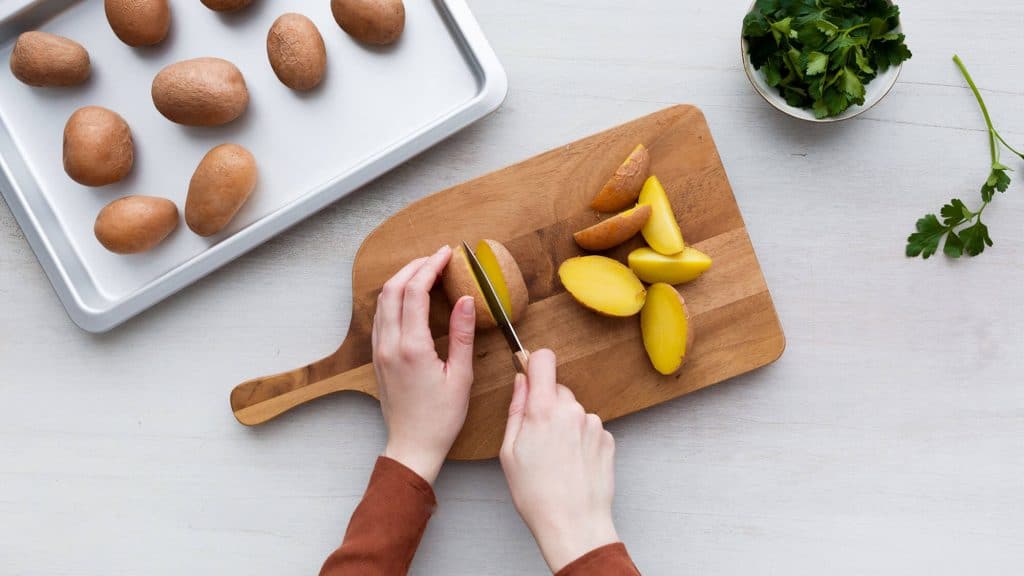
[230,105,785,459]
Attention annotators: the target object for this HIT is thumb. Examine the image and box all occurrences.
[502,373,528,454]
[445,296,476,388]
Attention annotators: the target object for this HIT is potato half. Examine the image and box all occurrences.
[573,204,651,251]
[628,246,712,285]
[590,144,650,212]
[558,255,646,317]
[442,240,529,329]
[640,283,694,375]
[638,175,684,255]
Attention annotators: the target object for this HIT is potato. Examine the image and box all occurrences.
[558,255,646,317]
[640,283,694,375]
[442,240,528,329]
[152,58,249,126]
[186,144,258,236]
[267,13,327,91]
[105,0,170,47]
[63,106,133,187]
[573,204,651,251]
[590,144,650,212]
[94,196,178,254]
[331,0,405,45]
[9,31,90,87]
[201,0,253,11]
[638,175,684,255]
[628,246,712,285]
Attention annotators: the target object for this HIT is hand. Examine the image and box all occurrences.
[372,245,476,485]
[499,349,619,573]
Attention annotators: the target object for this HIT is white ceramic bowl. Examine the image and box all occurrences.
[740,2,904,123]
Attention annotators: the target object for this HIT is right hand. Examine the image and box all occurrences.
[499,349,620,573]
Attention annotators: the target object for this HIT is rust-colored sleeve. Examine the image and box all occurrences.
[556,542,641,576]
[319,456,436,576]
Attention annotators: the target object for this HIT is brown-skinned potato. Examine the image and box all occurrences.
[201,0,253,12]
[573,204,651,251]
[152,58,249,126]
[331,0,405,45]
[94,196,178,254]
[63,106,133,187]
[105,0,170,47]
[267,13,327,91]
[9,31,90,87]
[590,144,650,212]
[185,144,258,236]
[442,240,528,329]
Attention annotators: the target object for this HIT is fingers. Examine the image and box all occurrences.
[525,349,558,417]
[376,256,430,355]
[501,373,528,460]
[401,245,452,345]
[444,295,476,389]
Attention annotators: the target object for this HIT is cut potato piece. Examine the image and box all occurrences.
[442,239,528,329]
[573,204,651,251]
[628,246,712,284]
[641,283,693,375]
[559,256,646,317]
[638,175,684,255]
[590,144,650,212]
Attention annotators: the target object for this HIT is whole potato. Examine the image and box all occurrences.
[267,13,327,91]
[331,0,405,45]
[201,0,253,11]
[104,0,170,47]
[152,58,249,126]
[94,196,179,254]
[186,144,257,236]
[63,106,133,187]
[9,31,90,87]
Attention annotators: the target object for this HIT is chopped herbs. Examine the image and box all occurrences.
[742,0,912,118]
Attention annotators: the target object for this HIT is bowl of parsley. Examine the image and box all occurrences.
[740,0,912,122]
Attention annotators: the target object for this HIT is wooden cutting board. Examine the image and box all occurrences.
[230,105,785,460]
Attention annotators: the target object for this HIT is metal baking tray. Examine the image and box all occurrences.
[0,0,506,332]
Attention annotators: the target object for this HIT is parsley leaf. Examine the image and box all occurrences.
[906,214,946,259]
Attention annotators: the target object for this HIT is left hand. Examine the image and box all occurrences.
[372,245,477,485]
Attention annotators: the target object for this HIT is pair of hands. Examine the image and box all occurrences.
[372,245,619,572]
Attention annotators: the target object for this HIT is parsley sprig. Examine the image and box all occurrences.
[906,55,1024,259]
[742,0,912,118]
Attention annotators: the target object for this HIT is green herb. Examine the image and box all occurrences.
[742,0,912,118]
[906,55,1024,259]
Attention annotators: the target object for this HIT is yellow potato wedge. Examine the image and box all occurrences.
[628,246,712,285]
[638,175,685,255]
[590,144,650,212]
[558,255,646,317]
[573,204,651,251]
[641,283,694,375]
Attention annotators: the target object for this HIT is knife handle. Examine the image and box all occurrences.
[513,349,530,374]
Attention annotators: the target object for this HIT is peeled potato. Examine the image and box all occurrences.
[574,204,651,251]
[628,246,712,285]
[152,58,249,126]
[590,144,650,212]
[105,0,170,47]
[94,195,178,254]
[641,283,694,375]
[63,106,133,187]
[558,255,646,317]
[185,144,258,236]
[9,31,90,87]
[267,13,327,91]
[331,0,405,45]
[442,240,529,329]
[638,175,684,255]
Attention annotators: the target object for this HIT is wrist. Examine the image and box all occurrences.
[383,442,445,486]
[534,515,619,573]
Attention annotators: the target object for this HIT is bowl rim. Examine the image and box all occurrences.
[739,0,904,123]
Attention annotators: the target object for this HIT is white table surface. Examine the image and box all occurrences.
[3,1,1023,574]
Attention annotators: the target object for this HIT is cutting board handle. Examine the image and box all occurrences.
[230,360,377,426]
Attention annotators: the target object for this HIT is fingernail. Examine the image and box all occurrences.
[459,296,475,315]
[437,245,451,255]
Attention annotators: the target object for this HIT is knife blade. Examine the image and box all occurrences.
[461,241,530,373]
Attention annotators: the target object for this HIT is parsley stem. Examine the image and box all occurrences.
[953,55,998,165]
[994,130,1024,159]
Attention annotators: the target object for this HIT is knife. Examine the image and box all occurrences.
[461,241,530,373]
